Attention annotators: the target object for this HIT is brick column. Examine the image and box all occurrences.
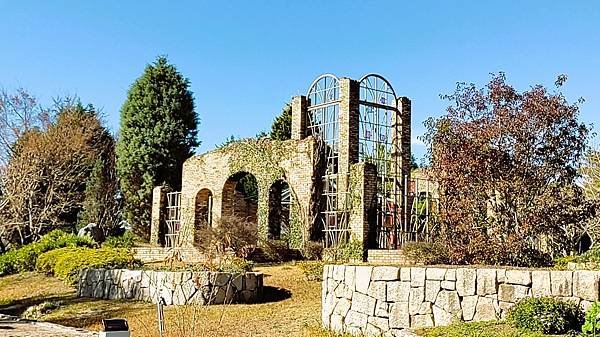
[395,97,412,182]
[347,162,377,260]
[291,95,308,140]
[150,185,170,246]
[338,78,360,194]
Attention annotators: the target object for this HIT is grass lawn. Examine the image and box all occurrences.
[0,264,326,337]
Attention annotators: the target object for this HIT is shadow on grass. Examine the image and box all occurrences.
[260,286,292,303]
[0,293,74,317]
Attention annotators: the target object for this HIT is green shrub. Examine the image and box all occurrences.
[103,231,135,249]
[582,302,600,335]
[402,241,449,265]
[0,250,17,276]
[254,239,300,262]
[322,239,363,263]
[297,261,324,281]
[302,241,323,260]
[37,247,140,284]
[0,230,96,277]
[507,297,583,334]
[217,256,254,273]
[554,255,579,270]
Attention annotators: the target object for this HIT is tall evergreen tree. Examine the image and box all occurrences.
[116,56,198,240]
[270,102,291,141]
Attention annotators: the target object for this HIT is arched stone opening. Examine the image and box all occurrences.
[268,180,291,240]
[195,188,213,229]
[222,172,258,225]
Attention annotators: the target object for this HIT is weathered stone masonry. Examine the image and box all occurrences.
[77,268,263,305]
[322,264,600,336]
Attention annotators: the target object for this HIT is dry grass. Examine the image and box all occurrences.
[0,263,325,337]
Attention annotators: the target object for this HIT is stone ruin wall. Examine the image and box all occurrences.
[322,264,600,336]
[77,268,263,305]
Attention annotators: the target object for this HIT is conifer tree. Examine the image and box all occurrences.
[116,56,198,240]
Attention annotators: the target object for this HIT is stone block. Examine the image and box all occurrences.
[476,269,497,296]
[372,266,400,281]
[345,266,356,290]
[355,266,373,294]
[496,269,506,283]
[409,287,425,315]
[441,280,455,290]
[411,267,426,287]
[322,265,329,283]
[400,267,411,281]
[411,314,434,328]
[433,305,455,326]
[425,280,441,302]
[345,310,368,330]
[351,292,377,316]
[368,281,387,301]
[531,270,551,297]
[389,302,410,328]
[333,265,345,281]
[365,323,381,337]
[368,316,390,332]
[498,284,530,303]
[573,270,600,302]
[505,270,531,286]
[461,295,478,321]
[472,296,498,321]
[456,268,476,296]
[387,281,411,302]
[551,271,573,297]
[375,300,390,317]
[445,269,456,281]
[426,267,446,280]
[333,298,351,316]
[330,313,343,333]
[435,290,461,317]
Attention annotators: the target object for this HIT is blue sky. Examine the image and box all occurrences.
[1,1,599,160]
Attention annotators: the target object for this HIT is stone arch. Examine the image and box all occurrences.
[268,179,291,240]
[222,171,258,225]
[194,188,213,229]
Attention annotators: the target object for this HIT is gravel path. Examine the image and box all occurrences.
[0,315,97,337]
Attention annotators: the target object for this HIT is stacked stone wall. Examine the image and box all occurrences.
[322,264,600,336]
[78,268,263,305]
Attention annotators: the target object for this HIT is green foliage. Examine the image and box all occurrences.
[323,239,363,263]
[78,150,121,238]
[270,102,291,141]
[582,302,600,335]
[555,247,600,270]
[302,241,324,260]
[507,297,583,334]
[149,256,253,273]
[421,321,545,337]
[402,241,449,265]
[102,231,135,249]
[217,256,254,273]
[117,56,198,240]
[38,246,140,284]
[297,261,324,281]
[0,230,95,276]
[554,255,580,270]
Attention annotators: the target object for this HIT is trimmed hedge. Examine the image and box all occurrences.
[102,231,135,249]
[36,247,141,284]
[0,230,96,276]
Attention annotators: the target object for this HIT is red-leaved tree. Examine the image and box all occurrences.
[424,73,593,266]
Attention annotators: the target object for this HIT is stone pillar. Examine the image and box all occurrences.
[150,185,170,246]
[291,95,308,140]
[338,78,360,196]
[347,162,377,259]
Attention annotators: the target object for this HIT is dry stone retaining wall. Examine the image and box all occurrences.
[77,268,263,305]
[322,264,600,336]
